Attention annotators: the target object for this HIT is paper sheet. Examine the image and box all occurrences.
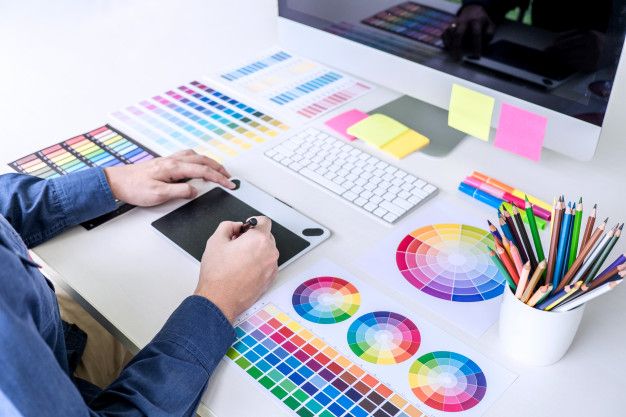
[347,114,408,147]
[324,109,369,141]
[448,84,495,141]
[494,103,547,161]
[380,129,430,159]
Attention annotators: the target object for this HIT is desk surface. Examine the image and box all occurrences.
[1,2,625,417]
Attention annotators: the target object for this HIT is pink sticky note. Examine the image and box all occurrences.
[324,109,369,141]
[494,103,548,161]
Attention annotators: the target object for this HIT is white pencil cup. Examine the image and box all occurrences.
[498,286,585,366]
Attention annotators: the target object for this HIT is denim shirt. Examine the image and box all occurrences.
[0,169,234,417]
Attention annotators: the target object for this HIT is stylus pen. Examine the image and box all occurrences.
[241,217,258,233]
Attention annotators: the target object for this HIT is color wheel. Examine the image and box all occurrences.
[408,351,487,412]
[292,277,361,324]
[347,311,420,365]
[396,224,504,302]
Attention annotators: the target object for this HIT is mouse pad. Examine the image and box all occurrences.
[152,187,310,266]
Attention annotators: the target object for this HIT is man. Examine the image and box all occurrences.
[0,149,280,416]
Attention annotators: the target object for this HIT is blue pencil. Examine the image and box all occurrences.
[552,205,573,290]
[498,213,515,242]
[536,287,569,310]
[562,203,574,274]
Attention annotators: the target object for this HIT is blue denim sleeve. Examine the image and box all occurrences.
[0,169,117,247]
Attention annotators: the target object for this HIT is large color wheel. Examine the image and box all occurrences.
[396,224,504,302]
[408,351,487,412]
[347,311,420,364]
[292,277,361,324]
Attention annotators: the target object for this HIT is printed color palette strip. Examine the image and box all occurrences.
[227,304,426,417]
[8,125,158,179]
[221,51,292,81]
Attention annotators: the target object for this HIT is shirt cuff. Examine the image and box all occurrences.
[155,296,235,372]
[51,168,117,226]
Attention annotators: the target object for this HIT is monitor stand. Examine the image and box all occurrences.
[370,95,466,157]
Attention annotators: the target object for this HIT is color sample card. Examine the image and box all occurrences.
[110,80,289,162]
[362,2,456,48]
[8,125,157,179]
[324,109,369,141]
[214,50,373,121]
[292,277,361,324]
[448,84,495,142]
[225,259,516,417]
[357,198,507,337]
[494,103,547,161]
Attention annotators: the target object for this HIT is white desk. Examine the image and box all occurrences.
[1,1,625,417]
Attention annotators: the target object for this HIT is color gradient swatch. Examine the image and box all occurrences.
[292,277,361,324]
[396,224,505,302]
[8,125,157,179]
[347,312,421,365]
[227,304,425,417]
[408,351,487,412]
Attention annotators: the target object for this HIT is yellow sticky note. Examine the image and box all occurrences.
[346,114,408,147]
[380,129,430,159]
[448,84,495,141]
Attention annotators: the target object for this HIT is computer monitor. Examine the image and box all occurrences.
[278,0,626,160]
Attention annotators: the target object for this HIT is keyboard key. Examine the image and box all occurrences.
[343,191,358,202]
[354,197,368,207]
[364,202,377,212]
[384,213,399,223]
[380,201,405,216]
[373,207,388,217]
[300,168,346,195]
[393,197,413,211]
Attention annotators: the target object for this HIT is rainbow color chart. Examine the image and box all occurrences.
[8,125,157,179]
[110,79,289,161]
[347,312,421,365]
[225,260,516,417]
[215,50,373,120]
[292,277,361,324]
[408,351,487,412]
[396,224,504,303]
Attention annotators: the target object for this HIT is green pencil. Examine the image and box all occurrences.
[490,250,516,291]
[568,198,583,268]
[525,196,545,262]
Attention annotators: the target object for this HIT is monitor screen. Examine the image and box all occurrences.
[279,0,626,126]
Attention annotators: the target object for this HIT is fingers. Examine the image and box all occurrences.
[450,21,467,59]
[469,19,483,58]
[251,216,272,234]
[212,221,243,242]
[170,150,232,178]
[160,160,236,189]
[158,182,198,202]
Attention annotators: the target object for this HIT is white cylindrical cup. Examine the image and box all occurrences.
[498,286,585,366]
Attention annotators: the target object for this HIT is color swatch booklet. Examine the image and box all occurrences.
[224,259,516,417]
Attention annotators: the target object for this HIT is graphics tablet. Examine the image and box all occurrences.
[151,179,330,269]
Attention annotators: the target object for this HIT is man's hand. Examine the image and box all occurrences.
[104,150,235,207]
[194,217,279,324]
[442,5,496,59]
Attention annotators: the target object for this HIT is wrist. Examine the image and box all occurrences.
[194,288,237,324]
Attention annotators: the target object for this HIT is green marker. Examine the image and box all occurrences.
[568,198,583,268]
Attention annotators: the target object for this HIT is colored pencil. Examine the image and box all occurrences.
[499,215,515,242]
[549,197,556,236]
[591,253,625,284]
[555,218,608,292]
[497,246,520,285]
[554,279,622,312]
[503,208,527,263]
[552,204,573,289]
[582,224,622,286]
[490,250,516,291]
[511,205,537,270]
[545,197,564,286]
[501,201,547,230]
[509,243,524,276]
[527,285,552,307]
[525,196,545,262]
[521,260,547,303]
[515,262,531,299]
[580,204,597,248]
[567,222,614,286]
[567,198,583,268]
[583,261,626,292]
[540,281,582,311]
[487,220,503,245]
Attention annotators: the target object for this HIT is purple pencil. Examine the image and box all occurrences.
[594,253,625,280]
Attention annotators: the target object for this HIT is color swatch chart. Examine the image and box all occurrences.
[225,259,516,417]
[215,50,373,120]
[362,2,455,48]
[396,224,504,302]
[359,200,509,337]
[110,79,289,162]
[8,125,157,179]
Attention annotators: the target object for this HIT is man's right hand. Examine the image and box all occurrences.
[442,5,496,59]
[194,216,279,324]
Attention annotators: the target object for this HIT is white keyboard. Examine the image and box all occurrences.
[264,128,437,224]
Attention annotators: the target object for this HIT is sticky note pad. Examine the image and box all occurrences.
[380,130,430,159]
[324,109,369,141]
[448,84,495,141]
[347,114,408,147]
[494,103,547,161]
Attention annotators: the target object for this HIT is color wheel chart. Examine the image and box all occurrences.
[358,201,509,337]
[110,79,289,162]
[396,224,504,302]
[292,277,361,324]
[214,50,373,120]
[224,259,516,417]
[347,312,421,365]
[409,351,487,412]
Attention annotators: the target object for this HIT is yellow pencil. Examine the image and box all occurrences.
[544,282,583,311]
[527,285,552,307]
[521,260,547,303]
[515,262,531,299]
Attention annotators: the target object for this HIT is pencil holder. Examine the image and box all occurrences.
[498,286,585,366]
